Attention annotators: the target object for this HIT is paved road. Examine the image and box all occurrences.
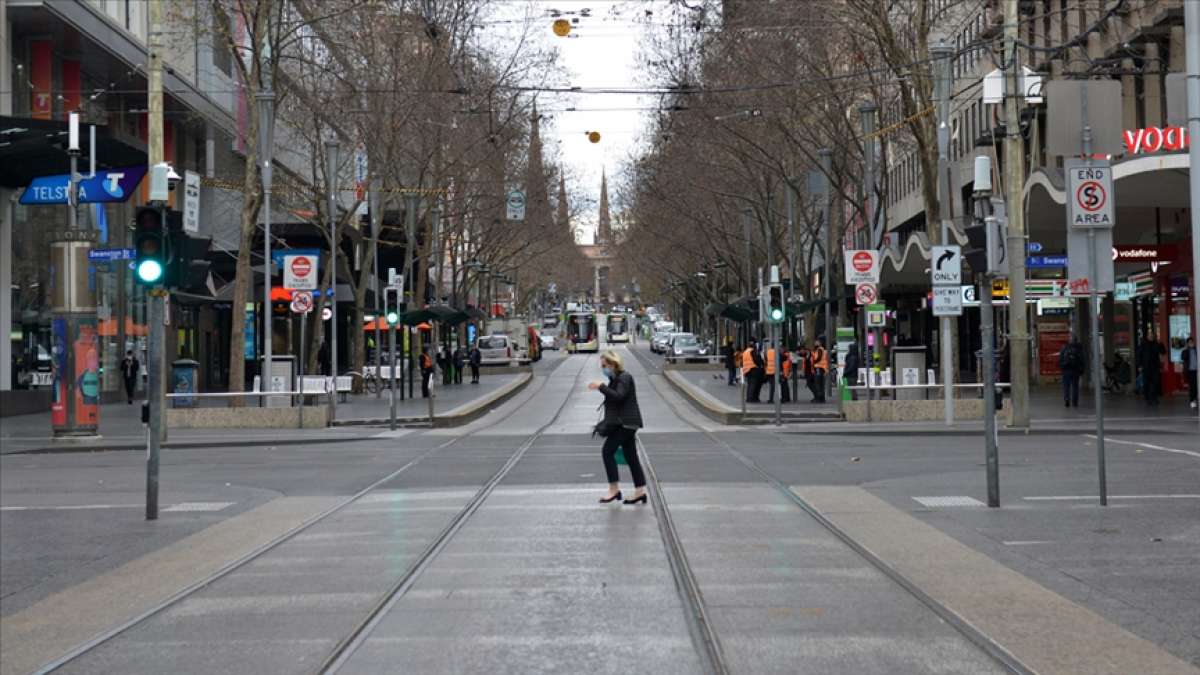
[2,345,1197,674]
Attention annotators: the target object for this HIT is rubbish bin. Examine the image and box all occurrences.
[172,359,199,408]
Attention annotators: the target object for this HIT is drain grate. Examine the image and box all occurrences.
[163,502,235,512]
[912,496,986,508]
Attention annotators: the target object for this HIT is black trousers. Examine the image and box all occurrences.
[602,427,645,487]
[811,368,826,402]
[123,376,136,401]
[454,365,463,384]
[1187,370,1197,403]
[470,365,480,382]
[421,368,433,398]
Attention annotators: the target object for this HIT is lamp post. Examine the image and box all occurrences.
[370,176,382,397]
[256,90,275,400]
[325,137,339,418]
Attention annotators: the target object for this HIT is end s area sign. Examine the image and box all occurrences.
[1066,160,1114,229]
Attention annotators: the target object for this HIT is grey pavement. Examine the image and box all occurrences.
[332,371,523,423]
[2,344,1197,673]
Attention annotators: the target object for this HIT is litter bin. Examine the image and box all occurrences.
[172,358,199,408]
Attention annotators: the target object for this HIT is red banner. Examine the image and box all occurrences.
[61,60,81,116]
[74,322,100,426]
[1039,331,1069,377]
[30,41,53,119]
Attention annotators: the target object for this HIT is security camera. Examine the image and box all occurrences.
[166,165,182,190]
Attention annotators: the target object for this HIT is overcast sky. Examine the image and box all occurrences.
[482,0,671,242]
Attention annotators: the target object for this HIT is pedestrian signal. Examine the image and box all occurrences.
[385,287,400,325]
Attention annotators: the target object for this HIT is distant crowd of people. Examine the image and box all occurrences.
[722,337,832,404]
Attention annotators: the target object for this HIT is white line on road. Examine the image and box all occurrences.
[1084,435,1200,459]
[1022,495,1200,501]
[1002,540,1055,546]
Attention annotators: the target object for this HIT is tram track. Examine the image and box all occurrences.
[628,343,1026,674]
[33,356,587,675]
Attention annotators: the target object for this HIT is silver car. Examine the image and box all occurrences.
[476,335,513,365]
[666,333,701,358]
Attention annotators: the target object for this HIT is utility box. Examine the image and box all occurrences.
[171,359,199,408]
[891,346,927,400]
[262,355,296,408]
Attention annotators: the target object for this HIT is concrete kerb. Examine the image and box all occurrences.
[8,434,380,455]
[662,368,738,425]
[329,371,533,429]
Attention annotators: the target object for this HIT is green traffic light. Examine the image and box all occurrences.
[137,259,164,284]
[386,310,399,325]
[770,308,784,321]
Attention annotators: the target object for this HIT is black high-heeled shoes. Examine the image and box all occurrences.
[623,494,648,505]
[599,492,622,503]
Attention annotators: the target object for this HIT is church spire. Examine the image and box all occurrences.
[596,166,611,245]
[556,170,569,231]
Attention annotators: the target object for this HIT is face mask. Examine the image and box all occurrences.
[602,366,614,379]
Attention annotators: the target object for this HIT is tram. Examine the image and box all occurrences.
[606,314,630,343]
[565,312,599,353]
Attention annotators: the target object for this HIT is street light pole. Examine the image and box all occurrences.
[325,137,339,419]
[1003,0,1031,428]
[256,90,275,403]
[370,177,382,398]
[1186,0,1200,425]
[932,41,956,425]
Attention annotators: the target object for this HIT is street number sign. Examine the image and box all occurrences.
[1066,160,1114,228]
[284,254,318,290]
[855,283,877,305]
[844,250,879,284]
[506,189,526,221]
[930,246,961,285]
[932,286,963,316]
[290,290,313,314]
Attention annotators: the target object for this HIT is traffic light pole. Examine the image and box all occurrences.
[980,268,999,507]
[146,287,165,520]
[773,323,782,426]
[389,319,397,431]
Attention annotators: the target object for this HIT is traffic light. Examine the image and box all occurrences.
[767,284,785,323]
[167,229,212,291]
[963,216,988,275]
[385,287,400,325]
[134,207,167,285]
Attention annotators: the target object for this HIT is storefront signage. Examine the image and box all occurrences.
[1114,282,1135,301]
[1123,126,1189,155]
[20,166,148,205]
[1027,255,1067,268]
[1111,245,1169,263]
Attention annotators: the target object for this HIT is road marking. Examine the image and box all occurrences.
[2,502,234,512]
[1002,540,1055,546]
[912,496,986,508]
[1023,495,1200,501]
[1085,435,1200,459]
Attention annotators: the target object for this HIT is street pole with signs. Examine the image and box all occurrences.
[325,137,340,420]
[932,41,956,425]
[257,90,275,404]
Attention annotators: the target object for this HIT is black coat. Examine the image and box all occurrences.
[598,371,644,430]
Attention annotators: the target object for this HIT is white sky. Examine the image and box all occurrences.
[481,0,670,242]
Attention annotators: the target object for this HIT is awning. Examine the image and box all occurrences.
[0,116,146,189]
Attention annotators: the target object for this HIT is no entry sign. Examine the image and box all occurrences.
[284,254,317,290]
[844,250,879,284]
[1066,160,1114,229]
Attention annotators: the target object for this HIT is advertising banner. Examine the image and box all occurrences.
[74,320,100,426]
[51,318,67,427]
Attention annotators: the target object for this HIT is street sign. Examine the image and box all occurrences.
[388,267,399,286]
[1026,241,1043,253]
[1027,255,1068,268]
[855,283,877,306]
[290,290,313,314]
[88,247,135,261]
[183,171,201,233]
[19,166,148,205]
[932,286,963,316]
[283,254,318,290]
[865,303,886,327]
[1066,160,1115,229]
[930,245,961,285]
[844,250,879,284]
[506,189,526,221]
[1067,226,1114,292]
[961,285,978,305]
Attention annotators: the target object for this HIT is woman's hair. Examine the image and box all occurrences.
[600,350,625,373]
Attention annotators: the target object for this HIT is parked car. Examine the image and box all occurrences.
[476,335,514,365]
[665,333,702,359]
[651,331,672,354]
[539,334,559,351]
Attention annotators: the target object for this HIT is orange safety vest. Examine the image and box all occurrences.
[782,355,793,378]
[741,349,756,375]
[812,347,828,371]
[765,348,777,375]
[421,353,433,370]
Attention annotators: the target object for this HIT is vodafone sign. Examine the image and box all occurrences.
[283,254,318,290]
[1123,127,1189,155]
[1112,245,1169,264]
[844,250,880,284]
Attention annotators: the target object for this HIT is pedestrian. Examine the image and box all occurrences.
[453,345,466,385]
[1139,332,1166,405]
[764,342,778,404]
[438,345,452,385]
[589,350,647,505]
[1058,334,1085,407]
[743,340,764,403]
[120,350,140,404]
[420,348,435,398]
[1182,336,1197,409]
[468,343,482,384]
[998,337,1011,384]
[779,346,792,404]
[811,337,829,403]
[844,343,861,400]
[722,337,737,386]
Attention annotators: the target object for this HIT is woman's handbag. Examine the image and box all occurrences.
[592,402,623,438]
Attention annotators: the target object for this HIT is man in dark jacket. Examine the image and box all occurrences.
[120,350,140,404]
[452,346,466,385]
[843,343,861,400]
[468,344,482,384]
[1058,334,1085,407]
[1139,333,1166,405]
[722,337,736,386]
